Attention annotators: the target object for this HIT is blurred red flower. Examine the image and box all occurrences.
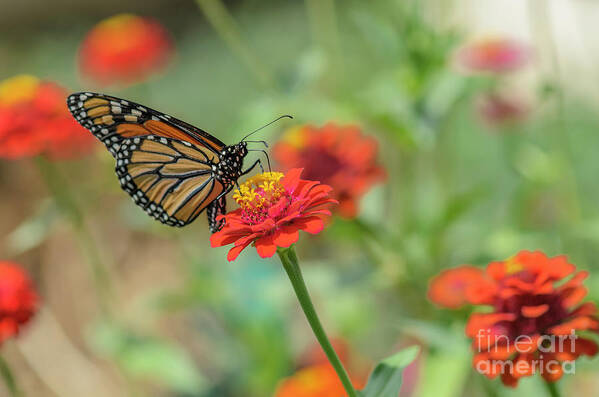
[456,37,529,73]
[476,92,529,126]
[0,75,94,159]
[78,14,173,86]
[428,251,599,387]
[210,168,337,261]
[273,123,385,218]
[0,261,38,344]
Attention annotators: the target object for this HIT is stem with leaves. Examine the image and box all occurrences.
[277,246,358,397]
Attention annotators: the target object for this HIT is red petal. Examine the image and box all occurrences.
[548,316,599,335]
[521,304,549,318]
[296,216,324,234]
[281,168,303,192]
[227,244,248,261]
[273,227,300,248]
[255,236,277,258]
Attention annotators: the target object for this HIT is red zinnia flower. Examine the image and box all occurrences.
[428,251,599,387]
[78,14,174,86]
[0,75,94,159]
[272,123,385,219]
[0,261,38,344]
[455,37,530,73]
[210,168,337,261]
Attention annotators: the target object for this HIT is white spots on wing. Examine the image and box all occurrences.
[79,94,88,101]
[111,106,122,114]
[160,138,168,144]
[131,109,142,117]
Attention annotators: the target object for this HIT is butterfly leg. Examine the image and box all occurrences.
[240,158,264,177]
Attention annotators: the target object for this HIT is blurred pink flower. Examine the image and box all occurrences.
[456,37,530,73]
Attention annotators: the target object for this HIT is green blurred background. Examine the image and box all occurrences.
[2,0,599,396]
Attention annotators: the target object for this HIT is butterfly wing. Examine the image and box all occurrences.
[115,135,228,227]
[67,92,226,157]
[207,196,227,233]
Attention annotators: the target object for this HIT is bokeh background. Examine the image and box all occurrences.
[2,0,599,396]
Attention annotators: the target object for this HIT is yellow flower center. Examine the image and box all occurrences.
[233,172,287,224]
[504,257,524,275]
[97,14,138,30]
[282,126,307,148]
[0,75,40,106]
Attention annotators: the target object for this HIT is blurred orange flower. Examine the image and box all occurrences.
[456,37,529,73]
[78,14,173,86]
[0,261,38,344]
[273,123,385,218]
[274,364,353,397]
[0,75,94,159]
[210,169,337,261]
[428,265,487,309]
[429,251,599,387]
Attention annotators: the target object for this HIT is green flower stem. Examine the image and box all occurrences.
[34,157,112,315]
[195,0,275,89]
[544,381,561,397]
[277,246,358,397]
[0,355,20,397]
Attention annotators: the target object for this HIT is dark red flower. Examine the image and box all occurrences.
[428,251,599,387]
[0,261,38,344]
[456,37,530,73]
[272,123,386,218]
[210,168,337,261]
[78,14,174,86]
[0,75,94,159]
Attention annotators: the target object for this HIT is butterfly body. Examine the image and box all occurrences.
[67,92,259,231]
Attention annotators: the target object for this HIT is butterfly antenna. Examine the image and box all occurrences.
[241,115,293,141]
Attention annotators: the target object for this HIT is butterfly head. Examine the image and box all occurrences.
[233,141,248,157]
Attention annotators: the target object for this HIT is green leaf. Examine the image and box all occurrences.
[360,346,420,397]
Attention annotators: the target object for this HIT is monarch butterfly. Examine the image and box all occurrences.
[67,92,290,232]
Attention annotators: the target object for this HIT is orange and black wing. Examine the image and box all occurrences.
[206,196,227,233]
[115,135,226,227]
[67,92,226,157]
